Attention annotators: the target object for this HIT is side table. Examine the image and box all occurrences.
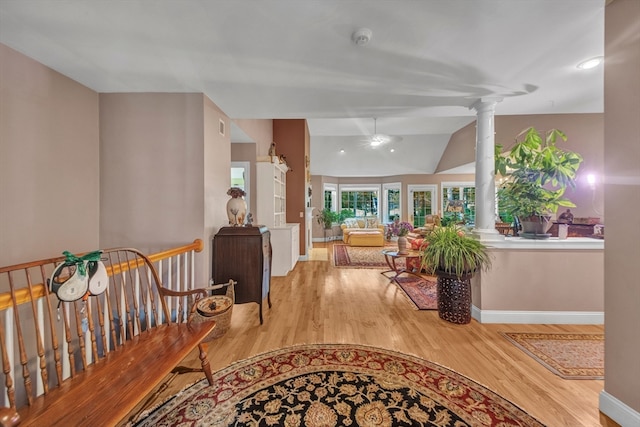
[381,249,423,283]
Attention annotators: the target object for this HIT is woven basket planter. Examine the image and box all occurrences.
[191,282,235,341]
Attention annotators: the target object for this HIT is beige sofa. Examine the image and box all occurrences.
[340,218,385,246]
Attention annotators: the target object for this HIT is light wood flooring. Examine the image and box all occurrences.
[123,242,606,427]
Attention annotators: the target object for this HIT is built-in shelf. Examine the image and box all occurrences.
[256,159,298,275]
[256,160,288,228]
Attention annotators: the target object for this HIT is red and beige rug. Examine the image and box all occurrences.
[394,276,438,310]
[333,243,393,268]
[501,332,604,380]
[133,344,544,426]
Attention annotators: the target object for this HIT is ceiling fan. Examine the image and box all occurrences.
[368,118,402,147]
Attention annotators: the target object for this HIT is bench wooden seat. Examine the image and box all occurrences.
[17,322,213,426]
[0,243,216,426]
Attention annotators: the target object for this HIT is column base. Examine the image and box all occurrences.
[471,228,505,242]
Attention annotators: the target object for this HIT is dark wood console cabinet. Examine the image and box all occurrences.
[547,222,597,238]
[212,226,272,324]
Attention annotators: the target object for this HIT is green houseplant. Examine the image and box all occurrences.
[495,127,583,238]
[316,208,339,230]
[421,225,492,324]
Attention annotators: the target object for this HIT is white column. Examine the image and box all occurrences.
[470,97,503,241]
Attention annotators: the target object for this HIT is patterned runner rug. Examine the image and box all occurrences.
[133,344,545,426]
[394,276,437,310]
[501,332,604,380]
[333,243,403,268]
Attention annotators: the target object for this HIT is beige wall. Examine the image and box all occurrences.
[603,0,640,419]
[204,96,233,276]
[233,118,273,156]
[473,248,603,312]
[99,93,204,251]
[99,93,230,284]
[0,44,100,266]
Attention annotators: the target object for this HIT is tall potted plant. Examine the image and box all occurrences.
[495,127,583,238]
[421,226,491,324]
[315,208,339,242]
[316,208,338,230]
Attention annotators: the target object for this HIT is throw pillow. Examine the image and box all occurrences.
[411,238,429,250]
[365,217,378,229]
[344,218,358,228]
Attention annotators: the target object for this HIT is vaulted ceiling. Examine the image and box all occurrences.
[0,0,604,176]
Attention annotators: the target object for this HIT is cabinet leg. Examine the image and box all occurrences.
[267,291,272,308]
[259,302,263,325]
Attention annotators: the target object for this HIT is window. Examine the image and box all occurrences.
[323,183,337,211]
[339,185,380,218]
[442,182,475,226]
[382,183,401,222]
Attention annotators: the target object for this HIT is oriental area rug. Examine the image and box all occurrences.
[333,243,400,268]
[394,276,438,310]
[501,332,604,380]
[132,344,545,427]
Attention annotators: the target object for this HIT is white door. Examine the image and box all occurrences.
[407,185,438,227]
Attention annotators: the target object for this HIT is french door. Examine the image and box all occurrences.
[407,185,438,227]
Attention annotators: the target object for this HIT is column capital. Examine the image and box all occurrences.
[469,97,504,114]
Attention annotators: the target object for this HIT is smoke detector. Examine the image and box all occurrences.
[352,28,372,46]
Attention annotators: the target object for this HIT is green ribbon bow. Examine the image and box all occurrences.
[62,250,103,277]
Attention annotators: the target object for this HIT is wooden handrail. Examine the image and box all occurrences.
[0,239,204,311]
[147,238,204,262]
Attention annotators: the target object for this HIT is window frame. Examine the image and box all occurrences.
[441,181,475,225]
[338,184,382,219]
[382,182,402,223]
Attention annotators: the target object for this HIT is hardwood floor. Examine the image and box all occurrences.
[124,242,605,427]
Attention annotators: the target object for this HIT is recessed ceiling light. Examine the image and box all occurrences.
[340,149,345,153]
[390,148,395,153]
[577,56,603,70]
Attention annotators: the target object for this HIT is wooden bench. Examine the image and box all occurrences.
[0,241,217,426]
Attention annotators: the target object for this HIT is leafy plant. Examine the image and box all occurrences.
[421,226,491,279]
[441,212,465,227]
[495,127,583,219]
[316,208,339,229]
[338,209,355,222]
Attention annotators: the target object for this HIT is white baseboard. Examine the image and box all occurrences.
[599,390,640,427]
[471,306,604,324]
[312,236,341,243]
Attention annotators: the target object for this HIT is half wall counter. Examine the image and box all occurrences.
[471,237,604,324]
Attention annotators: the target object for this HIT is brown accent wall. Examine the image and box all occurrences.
[0,44,100,266]
[273,119,309,255]
[603,0,640,416]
